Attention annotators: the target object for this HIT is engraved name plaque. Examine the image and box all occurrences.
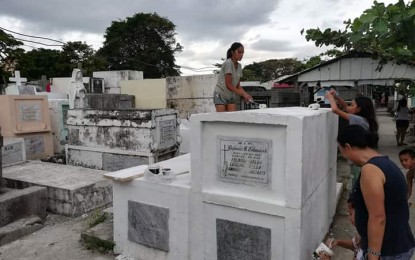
[217,136,272,186]
[19,104,42,121]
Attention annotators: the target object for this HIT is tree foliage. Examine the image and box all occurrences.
[98,12,183,78]
[0,29,24,83]
[15,48,61,79]
[302,0,415,65]
[56,41,106,77]
[242,58,305,82]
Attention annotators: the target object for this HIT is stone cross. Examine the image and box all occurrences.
[40,75,47,91]
[9,71,27,87]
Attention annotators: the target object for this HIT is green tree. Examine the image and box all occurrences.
[97,12,183,78]
[57,41,104,77]
[0,29,24,84]
[242,58,304,82]
[15,48,61,80]
[302,0,415,65]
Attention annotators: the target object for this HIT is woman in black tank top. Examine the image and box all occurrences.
[338,125,415,259]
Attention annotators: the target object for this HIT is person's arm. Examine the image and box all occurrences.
[329,238,354,251]
[225,74,252,102]
[333,95,350,112]
[326,92,350,120]
[360,164,386,260]
[407,170,414,199]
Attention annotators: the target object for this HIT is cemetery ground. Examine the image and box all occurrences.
[0,108,414,260]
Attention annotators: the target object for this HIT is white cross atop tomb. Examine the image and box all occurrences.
[9,71,27,87]
[6,71,35,95]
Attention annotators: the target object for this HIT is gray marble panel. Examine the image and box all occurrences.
[18,85,36,95]
[2,140,24,166]
[217,136,272,187]
[216,219,271,260]
[24,136,45,155]
[128,201,169,251]
[157,118,177,148]
[19,104,41,121]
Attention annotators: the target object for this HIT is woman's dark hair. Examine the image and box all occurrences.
[354,96,378,132]
[337,124,379,149]
[226,42,243,59]
[397,98,407,112]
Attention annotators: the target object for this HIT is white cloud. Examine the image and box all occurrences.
[0,0,400,76]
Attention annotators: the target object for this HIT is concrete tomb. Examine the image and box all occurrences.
[107,107,339,260]
[0,95,53,159]
[0,129,48,246]
[66,91,180,171]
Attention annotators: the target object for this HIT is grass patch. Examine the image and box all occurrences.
[88,211,108,228]
[81,234,115,254]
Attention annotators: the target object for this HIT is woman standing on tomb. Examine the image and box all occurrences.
[213,42,252,112]
[395,98,413,146]
[337,125,415,260]
[326,91,379,185]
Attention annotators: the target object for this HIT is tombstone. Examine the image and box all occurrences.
[0,95,53,159]
[90,77,105,93]
[39,75,47,92]
[106,154,191,260]
[5,70,37,95]
[2,138,26,167]
[107,107,339,259]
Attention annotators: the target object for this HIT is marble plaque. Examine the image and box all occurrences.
[217,136,272,186]
[158,119,176,147]
[128,201,169,251]
[18,85,36,95]
[2,140,24,166]
[216,219,271,260]
[24,136,45,155]
[19,104,41,121]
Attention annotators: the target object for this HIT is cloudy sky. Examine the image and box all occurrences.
[0,0,397,76]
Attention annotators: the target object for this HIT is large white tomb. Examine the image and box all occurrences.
[189,107,338,259]
[108,107,339,260]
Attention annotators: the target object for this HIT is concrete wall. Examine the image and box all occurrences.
[51,77,89,95]
[48,99,69,154]
[166,74,217,119]
[93,71,144,94]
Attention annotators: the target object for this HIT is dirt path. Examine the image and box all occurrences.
[0,214,113,260]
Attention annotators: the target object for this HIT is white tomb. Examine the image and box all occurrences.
[5,70,37,95]
[107,107,339,260]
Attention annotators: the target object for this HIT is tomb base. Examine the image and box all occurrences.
[108,154,191,260]
[66,145,179,171]
[3,161,112,217]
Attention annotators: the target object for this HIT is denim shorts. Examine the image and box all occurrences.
[213,91,236,105]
